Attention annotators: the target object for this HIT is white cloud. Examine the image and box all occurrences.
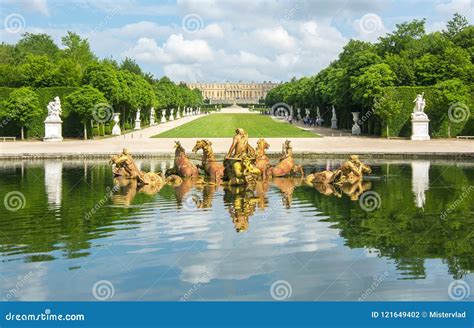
[435,0,473,18]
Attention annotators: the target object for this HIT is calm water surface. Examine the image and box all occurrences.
[0,158,473,301]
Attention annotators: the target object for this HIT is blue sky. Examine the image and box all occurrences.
[1,0,472,82]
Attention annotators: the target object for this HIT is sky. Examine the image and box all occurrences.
[0,0,472,83]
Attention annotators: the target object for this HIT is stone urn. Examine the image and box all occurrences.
[112,113,121,136]
[351,112,361,136]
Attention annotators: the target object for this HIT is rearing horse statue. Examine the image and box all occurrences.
[166,141,199,178]
[255,138,271,179]
[192,139,224,184]
[268,140,304,177]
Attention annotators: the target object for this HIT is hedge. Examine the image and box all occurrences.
[377,85,473,137]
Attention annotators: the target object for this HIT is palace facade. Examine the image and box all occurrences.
[186,82,280,104]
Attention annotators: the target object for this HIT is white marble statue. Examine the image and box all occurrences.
[297,108,301,120]
[169,108,174,121]
[412,93,428,119]
[305,108,310,118]
[316,106,321,118]
[46,96,62,119]
[44,96,63,142]
[150,107,156,126]
[176,106,181,119]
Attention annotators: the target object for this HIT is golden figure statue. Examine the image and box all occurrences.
[255,138,271,180]
[223,128,260,185]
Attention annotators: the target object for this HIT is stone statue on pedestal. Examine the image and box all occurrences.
[331,105,337,129]
[411,93,430,140]
[169,108,175,121]
[44,96,63,142]
[134,109,141,130]
[150,108,156,126]
[176,106,181,119]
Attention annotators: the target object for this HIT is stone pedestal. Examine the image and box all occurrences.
[150,108,156,126]
[176,107,181,119]
[44,117,63,142]
[411,116,430,140]
[112,113,121,136]
[351,112,361,136]
[134,118,141,130]
[331,118,337,129]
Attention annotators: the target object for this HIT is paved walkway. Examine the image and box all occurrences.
[0,112,472,158]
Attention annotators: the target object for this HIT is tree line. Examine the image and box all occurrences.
[265,14,473,136]
[0,32,203,139]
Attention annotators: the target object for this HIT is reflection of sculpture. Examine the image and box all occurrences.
[272,177,302,209]
[166,141,199,178]
[109,148,164,185]
[255,139,271,179]
[224,185,260,232]
[268,140,304,177]
[306,155,372,200]
[193,139,224,183]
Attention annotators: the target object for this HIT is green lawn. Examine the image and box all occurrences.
[153,114,320,138]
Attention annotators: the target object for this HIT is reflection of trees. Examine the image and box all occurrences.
[294,164,474,279]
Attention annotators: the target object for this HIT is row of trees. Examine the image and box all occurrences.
[0,32,203,139]
[266,14,473,136]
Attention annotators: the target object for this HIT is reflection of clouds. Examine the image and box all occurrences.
[1,262,49,301]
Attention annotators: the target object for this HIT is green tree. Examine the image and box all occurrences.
[443,13,469,39]
[120,57,142,75]
[19,54,59,87]
[64,85,108,139]
[351,63,395,108]
[16,33,60,61]
[83,62,120,105]
[373,94,402,137]
[4,87,42,140]
[61,31,96,73]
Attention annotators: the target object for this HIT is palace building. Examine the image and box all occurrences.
[186,82,280,104]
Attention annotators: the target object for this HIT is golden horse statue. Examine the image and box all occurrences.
[192,139,225,184]
[255,138,271,179]
[268,140,304,177]
[166,141,199,178]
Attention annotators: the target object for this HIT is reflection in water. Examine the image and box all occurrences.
[411,161,430,208]
[0,159,473,301]
[44,161,62,210]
